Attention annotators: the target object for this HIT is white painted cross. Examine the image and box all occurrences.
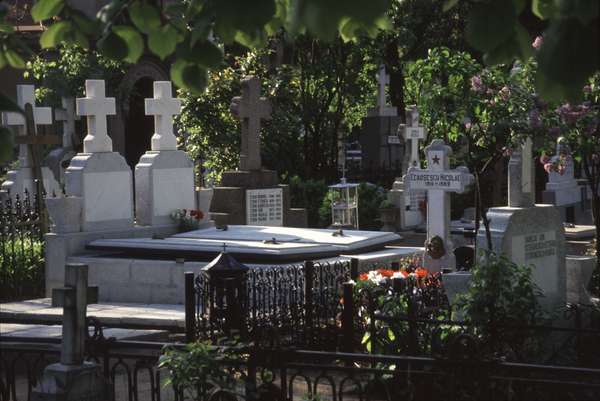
[55,97,78,150]
[76,80,116,153]
[145,81,182,151]
[402,105,427,169]
[2,85,52,167]
[404,139,473,267]
[230,76,271,171]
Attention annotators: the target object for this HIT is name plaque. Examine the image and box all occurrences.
[246,188,283,226]
[406,171,466,191]
[387,135,401,145]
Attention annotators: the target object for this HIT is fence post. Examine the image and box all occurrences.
[350,258,359,281]
[342,282,355,353]
[184,272,196,342]
[304,261,314,343]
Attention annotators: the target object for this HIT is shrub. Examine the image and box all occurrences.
[0,239,45,302]
[319,182,386,230]
[287,175,329,228]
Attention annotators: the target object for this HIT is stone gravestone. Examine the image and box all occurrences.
[1,84,61,200]
[46,97,80,186]
[542,137,587,224]
[65,79,134,231]
[359,64,403,171]
[478,138,566,310]
[135,81,196,226]
[32,263,110,401]
[209,76,306,227]
[404,139,473,272]
[389,106,427,230]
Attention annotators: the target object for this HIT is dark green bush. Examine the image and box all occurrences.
[287,175,329,228]
[0,239,45,302]
[319,182,386,230]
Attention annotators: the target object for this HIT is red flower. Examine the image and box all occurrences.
[415,268,429,278]
[359,273,369,281]
[377,269,395,278]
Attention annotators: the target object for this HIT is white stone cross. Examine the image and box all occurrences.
[55,97,78,150]
[404,139,473,269]
[51,263,98,365]
[145,81,181,151]
[402,105,427,169]
[2,85,52,167]
[508,137,535,208]
[76,80,116,153]
[230,76,272,171]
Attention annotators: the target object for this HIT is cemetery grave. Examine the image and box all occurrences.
[1,1,600,400]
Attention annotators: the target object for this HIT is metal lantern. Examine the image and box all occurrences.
[329,178,359,229]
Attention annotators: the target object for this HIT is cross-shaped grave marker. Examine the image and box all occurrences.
[230,76,271,171]
[76,80,116,153]
[3,85,55,168]
[55,97,79,150]
[402,105,427,169]
[145,81,182,151]
[508,137,535,208]
[51,263,98,365]
[369,64,397,117]
[404,139,473,269]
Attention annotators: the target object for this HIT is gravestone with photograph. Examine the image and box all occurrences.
[209,76,306,227]
[477,138,566,310]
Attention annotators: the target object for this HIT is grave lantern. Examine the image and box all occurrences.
[201,248,249,335]
[329,178,359,230]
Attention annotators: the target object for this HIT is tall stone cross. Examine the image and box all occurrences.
[54,97,78,150]
[230,76,271,171]
[508,137,535,208]
[2,85,53,168]
[51,263,98,365]
[404,139,473,270]
[145,81,182,151]
[402,105,427,170]
[370,64,397,117]
[76,80,116,153]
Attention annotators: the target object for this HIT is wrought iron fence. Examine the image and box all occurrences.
[3,331,600,401]
[190,260,351,349]
[0,190,46,302]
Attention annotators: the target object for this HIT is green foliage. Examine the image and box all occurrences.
[25,44,125,107]
[0,239,45,302]
[287,175,329,228]
[319,182,386,229]
[456,252,546,359]
[158,341,246,400]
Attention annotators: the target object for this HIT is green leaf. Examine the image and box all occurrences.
[190,41,223,69]
[0,52,6,69]
[387,328,396,341]
[466,1,518,53]
[129,1,161,34]
[148,25,178,60]
[71,9,97,35]
[0,93,23,114]
[181,64,208,94]
[112,25,144,63]
[443,0,459,12]
[40,21,70,48]
[532,0,558,19]
[0,22,14,33]
[4,49,25,69]
[31,0,64,22]
[0,127,14,163]
[98,31,129,61]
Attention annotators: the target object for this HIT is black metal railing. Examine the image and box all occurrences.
[0,190,46,302]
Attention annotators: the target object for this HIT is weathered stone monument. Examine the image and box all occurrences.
[46,97,79,186]
[478,138,566,309]
[209,76,306,227]
[404,139,473,271]
[63,79,134,231]
[389,106,427,230]
[542,137,587,224]
[359,64,403,170]
[1,84,61,199]
[32,263,110,401]
[135,81,195,226]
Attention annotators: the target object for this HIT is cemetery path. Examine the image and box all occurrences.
[0,298,185,333]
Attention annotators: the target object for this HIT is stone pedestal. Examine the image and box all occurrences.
[389,178,424,230]
[566,255,595,305]
[46,196,83,233]
[135,150,195,226]
[209,169,306,227]
[65,152,133,231]
[476,205,566,310]
[0,166,61,199]
[32,361,110,401]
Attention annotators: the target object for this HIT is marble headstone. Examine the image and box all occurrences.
[135,81,196,226]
